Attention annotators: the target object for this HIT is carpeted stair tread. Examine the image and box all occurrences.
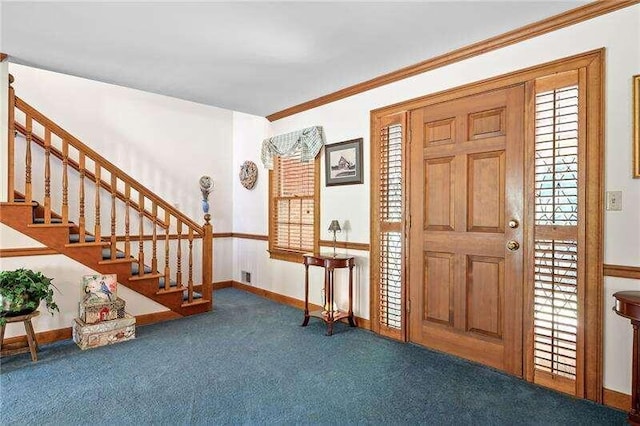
[101,248,127,260]
[131,262,153,276]
[182,290,202,301]
[69,234,96,243]
[158,277,178,289]
[33,217,63,224]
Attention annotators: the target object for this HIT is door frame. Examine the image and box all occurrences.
[370,49,604,401]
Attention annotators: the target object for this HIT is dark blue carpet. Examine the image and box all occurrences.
[1,288,625,425]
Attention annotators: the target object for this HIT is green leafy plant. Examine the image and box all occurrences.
[0,269,59,325]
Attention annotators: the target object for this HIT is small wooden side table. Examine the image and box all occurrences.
[613,292,640,425]
[302,253,356,336]
[0,310,40,362]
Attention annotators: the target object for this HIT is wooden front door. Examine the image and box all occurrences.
[408,85,525,376]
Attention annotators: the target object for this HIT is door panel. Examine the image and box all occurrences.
[466,255,503,338]
[424,158,455,231]
[467,151,505,232]
[409,85,524,376]
[424,251,454,326]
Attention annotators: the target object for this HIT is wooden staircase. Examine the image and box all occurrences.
[0,75,213,317]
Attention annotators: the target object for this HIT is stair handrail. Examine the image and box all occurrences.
[13,96,204,235]
[13,121,167,228]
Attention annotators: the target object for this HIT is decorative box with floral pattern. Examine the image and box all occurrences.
[79,297,126,324]
[72,314,136,350]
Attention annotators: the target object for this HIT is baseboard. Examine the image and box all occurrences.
[603,388,631,411]
[213,280,233,290]
[1,310,183,350]
[227,280,371,330]
[135,310,182,326]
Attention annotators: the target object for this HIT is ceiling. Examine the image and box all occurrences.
[1,1,588,117]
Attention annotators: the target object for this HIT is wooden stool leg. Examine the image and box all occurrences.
[24,319,38,362]
[0,323,5,352]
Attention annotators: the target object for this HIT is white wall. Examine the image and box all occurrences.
[9,64,234,233]
[6,64,235,282]
[0,59,7,201]
[234,6,640,394]
[0,224,168,338]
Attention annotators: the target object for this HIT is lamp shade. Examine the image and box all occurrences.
[328,220,341,232]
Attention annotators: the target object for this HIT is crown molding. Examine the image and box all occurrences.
[266,0,639,122]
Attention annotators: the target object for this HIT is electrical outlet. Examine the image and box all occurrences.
[241,271,251,284]
[606,191,622,211]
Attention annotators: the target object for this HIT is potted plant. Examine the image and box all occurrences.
[0,268,59,325]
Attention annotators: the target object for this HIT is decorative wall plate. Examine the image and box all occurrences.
[239,161,258,190]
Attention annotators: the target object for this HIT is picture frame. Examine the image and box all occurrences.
[324,138,364,186]
[634,74,640,178]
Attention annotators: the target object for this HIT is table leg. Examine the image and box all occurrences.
[301,263,310,327]
[630,321,640,424]
[24,319,38,362]
[327,268,334,336]
[348,264,357,327]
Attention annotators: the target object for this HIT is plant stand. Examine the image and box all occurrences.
[0,310,40,362]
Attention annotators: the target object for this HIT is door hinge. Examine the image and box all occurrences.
[406,299,411,313]
[407,214,411,228]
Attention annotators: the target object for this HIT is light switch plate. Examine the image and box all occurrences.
[606,191,622,211]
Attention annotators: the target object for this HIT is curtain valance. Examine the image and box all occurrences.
[260,126,325,169]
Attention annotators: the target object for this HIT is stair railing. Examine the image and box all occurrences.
[6,75,213,305]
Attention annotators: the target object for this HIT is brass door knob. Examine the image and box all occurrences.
[508,219,519,229]
[506,240,520,251]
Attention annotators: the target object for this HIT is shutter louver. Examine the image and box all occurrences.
[533,82,579,383]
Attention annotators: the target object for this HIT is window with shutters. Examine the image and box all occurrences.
[371,112,407,341]
[531,70,584,395]
[268,148,319,262]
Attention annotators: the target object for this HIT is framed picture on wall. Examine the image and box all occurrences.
[634,74,640,178]
[325,138,364,186]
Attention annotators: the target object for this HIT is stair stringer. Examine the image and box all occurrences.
[0,203,211,316]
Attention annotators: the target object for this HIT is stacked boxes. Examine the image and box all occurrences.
[72,274,136,350]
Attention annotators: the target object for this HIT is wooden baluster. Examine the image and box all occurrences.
[138,192,145,277]
[188,228,194,303]
[78,152,86,242]
[124,184,131,257]
[61,140,69,223]
[8,75,15,202]
[202,214,213,303]
[110,174,117,260]
[164,212,170,291]
[151,203,158,273]
[24,116,32,202]
[43,129,52,223]
[94,165,101,241]
[176,220,182,287]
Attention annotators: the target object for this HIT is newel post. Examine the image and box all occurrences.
[199,175,214,305]
[7,73,15,202]
[202,215,213,304]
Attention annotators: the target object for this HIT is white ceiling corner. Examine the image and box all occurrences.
[1,1,589,117]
